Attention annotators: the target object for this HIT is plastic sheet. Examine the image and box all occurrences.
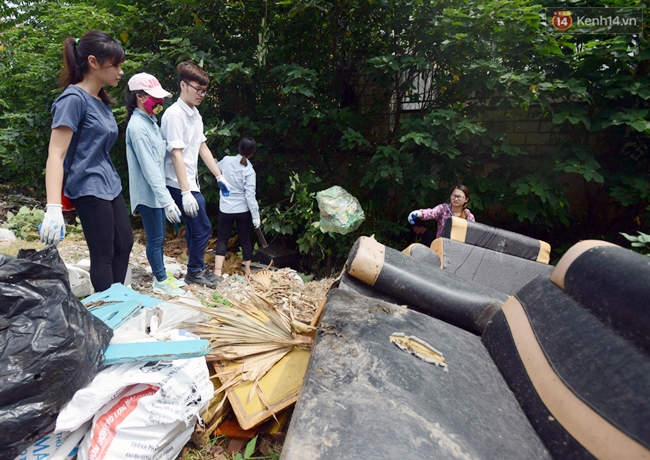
[0,246,113,459]
[316,185,365,234]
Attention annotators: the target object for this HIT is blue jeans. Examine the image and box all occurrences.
[168,187,211,273]
[137,205,167,281]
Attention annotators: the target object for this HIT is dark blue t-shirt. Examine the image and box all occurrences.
[51,85,122,200]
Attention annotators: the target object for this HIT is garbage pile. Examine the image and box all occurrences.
[1,246,332,460]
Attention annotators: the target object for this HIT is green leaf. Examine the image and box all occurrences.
[244,436,257,459]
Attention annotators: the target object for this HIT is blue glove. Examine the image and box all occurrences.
[408,210,422,225]
[216,175,231,197]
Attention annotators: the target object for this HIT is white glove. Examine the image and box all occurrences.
[39,204,66,245]
[164,202,182,224]
[181,191,199,218]
[252,217,261,228]
[408,210,422,225]
[215,175,231,197]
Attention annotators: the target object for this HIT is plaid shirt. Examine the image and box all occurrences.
[420,203,475,238]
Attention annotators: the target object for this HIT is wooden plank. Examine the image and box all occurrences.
[215,348,310,430]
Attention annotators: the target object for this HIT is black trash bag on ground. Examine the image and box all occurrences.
[0,246,113,459]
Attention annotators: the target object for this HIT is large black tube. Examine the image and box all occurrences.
[551,240,650,354]
[442,217,551,263]
[346,236,507,334]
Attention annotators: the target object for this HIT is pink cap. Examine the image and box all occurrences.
[127,73,172,98]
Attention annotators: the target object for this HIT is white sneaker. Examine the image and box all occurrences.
[153,277,186,296]
[166,271,186,287]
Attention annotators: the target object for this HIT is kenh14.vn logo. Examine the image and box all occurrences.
[552,10,573,31]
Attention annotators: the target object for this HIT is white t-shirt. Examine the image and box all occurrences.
[160,98,207,192]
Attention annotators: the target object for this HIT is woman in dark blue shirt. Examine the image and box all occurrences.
[40,30,133,292]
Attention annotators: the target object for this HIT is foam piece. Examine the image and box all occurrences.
[402,243,442,267]
[442,217,551,263]
[551,240,650,354]
[483,277,650,460]
[282,289,551,460]
[430,237,554,295]
[346,236,507,334]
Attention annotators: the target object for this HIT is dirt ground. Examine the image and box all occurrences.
[55,229,335,321]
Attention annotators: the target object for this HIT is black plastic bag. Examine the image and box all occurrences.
[0,246,112,458]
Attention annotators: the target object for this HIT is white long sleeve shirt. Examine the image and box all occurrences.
[217,154,259,221]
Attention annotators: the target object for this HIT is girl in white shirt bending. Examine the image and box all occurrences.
[213,137,260,277]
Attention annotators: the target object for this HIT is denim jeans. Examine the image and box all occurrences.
[72,193,134,292]
[167,187,211,273]
[137,205,167,281]
[216,210,253,261]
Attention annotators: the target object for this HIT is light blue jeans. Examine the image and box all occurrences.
[137,205,167,282]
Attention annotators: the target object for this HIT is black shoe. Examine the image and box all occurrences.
[185,269,217,288]
[206,271,224,283]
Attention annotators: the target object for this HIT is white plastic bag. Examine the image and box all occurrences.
[109,302,209,344]
[55,356,213,460]
[12,431,69,460]
[0,228,16,242]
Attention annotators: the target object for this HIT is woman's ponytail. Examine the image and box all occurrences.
[238,136,257,166]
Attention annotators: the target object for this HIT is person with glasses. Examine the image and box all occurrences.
[408,185,475,238]
[40,30,134,293]
[160,61,231,288]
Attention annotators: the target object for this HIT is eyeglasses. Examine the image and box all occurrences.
[184,81,207,96]
[450,194,466,200]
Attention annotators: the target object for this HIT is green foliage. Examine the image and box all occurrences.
[2,0,650,272]
[620,231,650,256]
[231,436,272,460]
[212,292,234,307]
[1,206,82,240]
[1,207,44,240]
[261,171,361,275]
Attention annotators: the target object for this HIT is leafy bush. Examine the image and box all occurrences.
[262,171,361,276]
[1,206,83,240]
[1,207,44,240]
[621,231,650,256]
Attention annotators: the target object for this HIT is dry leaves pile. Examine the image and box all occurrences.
[187,271,329,415]
[247,268,333,324]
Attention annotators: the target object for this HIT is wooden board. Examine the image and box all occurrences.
[215,348,310,430]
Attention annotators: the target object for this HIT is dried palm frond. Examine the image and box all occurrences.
[208,347,292,416]
[184,270,326,421]
[186,290,314,416]
[187,290,312,363]
[249,269,273,290]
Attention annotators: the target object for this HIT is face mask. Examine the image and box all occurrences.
[142,96,164,115]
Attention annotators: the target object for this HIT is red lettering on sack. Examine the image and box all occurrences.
[87,385,160,460]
